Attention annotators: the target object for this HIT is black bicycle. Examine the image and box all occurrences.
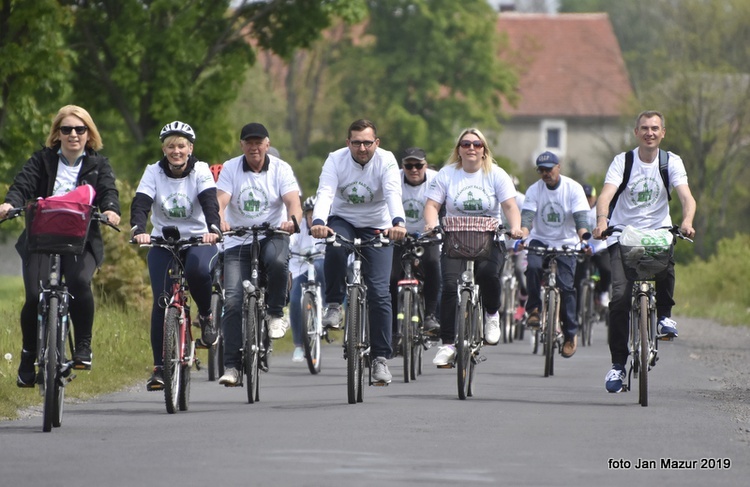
[2,207,118,431]
[205,250,225,381]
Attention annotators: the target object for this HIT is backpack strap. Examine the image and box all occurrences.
[608,150,634,218]
[659,149,671,201]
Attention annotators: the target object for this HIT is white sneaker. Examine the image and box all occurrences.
[219,367,241,386]
[432,345,456,366]
[484,312,501,345]
[268,316,288,339]
[292,346,304,362]
[600,291,610,307]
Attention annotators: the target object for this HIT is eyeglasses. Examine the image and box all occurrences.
[60,126,87,135]
[536,166,556,174]
[403,162,425,171]
[350,140,375,148]
[459,140,483,149]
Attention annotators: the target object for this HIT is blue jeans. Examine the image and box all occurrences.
[289,259,326,347]
[147,245,217,366]
[222,236,290,368]
[324,216,394,359]
[524,239,578,339]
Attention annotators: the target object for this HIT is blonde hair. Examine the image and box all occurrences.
[162,135,194,149]
[46,105,103,151]
[446,127,495,174]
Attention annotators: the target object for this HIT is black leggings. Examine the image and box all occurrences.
[20,250,98,352]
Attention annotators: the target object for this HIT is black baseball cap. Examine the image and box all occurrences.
[402,147,426,162]
[240,122,269,140]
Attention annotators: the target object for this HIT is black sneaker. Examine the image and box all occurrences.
[72,341,92,370]
[16,349,36,388]
[147,366,164,391]
[199,313,219,346]
[424,314,441,337]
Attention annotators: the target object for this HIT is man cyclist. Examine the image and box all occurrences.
[521,151,590,358]
[593,110,696,393]
[310,119,406,385]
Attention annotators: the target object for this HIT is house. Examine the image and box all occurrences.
[494,12,634,177]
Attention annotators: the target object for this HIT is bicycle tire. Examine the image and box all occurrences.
[456,289,472,400]
[410,295,424,380]
[639,294,649,407]
[544,291,557,377]
[579,284,591,347]
[586,284,595,346]
[163,306,181,414]
[467,299,482,397]
[502,280,514,343]
[178,322,192,411]
[243,295,259,404]
[42,295,60,432]
[399,289,412,383]
[531,327,540,354]
[346,286,362,404]
[207,292,223,381]
[357,300,368,403]
[302,290,322,375]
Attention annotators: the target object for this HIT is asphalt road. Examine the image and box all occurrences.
[1,318,747,486]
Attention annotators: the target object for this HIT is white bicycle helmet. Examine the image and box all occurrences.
[302,195,317,213]
[159,121,196,143]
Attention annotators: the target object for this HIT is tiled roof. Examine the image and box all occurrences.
[497,13,633,118]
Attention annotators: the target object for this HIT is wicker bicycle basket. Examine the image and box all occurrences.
[441,216,498,260]
[617,227,674,280]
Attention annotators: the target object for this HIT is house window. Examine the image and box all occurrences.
[540,119,566,153]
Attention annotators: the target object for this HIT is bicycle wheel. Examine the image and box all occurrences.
[639,294,649,407]
[42,296,61,432]
[502,280,514,343]
[243,295,259,404]
[357,301,368,403]
[207,292,223,381]
[410,295,424,380]
[456,289,472,400]
[544,291,557,377]
[398,289,412,383]
[467,300,482,397]
[578,284,591,348]
[346,287,362,404]
[162,306,181,414]
[178,323,191,411]
[302,291,322,375]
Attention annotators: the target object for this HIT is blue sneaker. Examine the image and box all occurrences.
[605,364,626,393]
[657,317,678,337]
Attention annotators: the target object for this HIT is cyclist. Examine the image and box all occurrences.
[288,196,326,362]
[520,151,590,358]
[216,122,302,386]
[593,110,696,393]
[503,175,528,312]
[0,105,121,386]
[423,128,522,366]
[389,147,441,344]
[131,121,220,391]
[574,184,611,308]
[310,119,406,385]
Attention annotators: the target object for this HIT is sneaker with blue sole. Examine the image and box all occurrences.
[605,363,626,393]
[657,316,678,338]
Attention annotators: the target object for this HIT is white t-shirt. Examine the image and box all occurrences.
[425,164,516,220]
[312,147,404,229]
[217,154,300,249]
[523,175,589,247]
[288,217,325,279]
[53,161,82,196]
[604,148,689,246]
[401,168,438,234]
[135,160,216,238]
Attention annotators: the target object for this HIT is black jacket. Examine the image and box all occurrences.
[4,145,121,266]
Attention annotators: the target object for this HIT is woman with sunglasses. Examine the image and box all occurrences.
[423,128,522,367]
[0,105,121,387]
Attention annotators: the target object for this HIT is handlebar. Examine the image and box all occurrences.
[0,206,121,232]
[325,232,390,250]
[601,225,693,243]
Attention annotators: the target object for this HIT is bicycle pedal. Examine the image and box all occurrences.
[436,363,454,369]
[71,363,91,371]
[657,335,674,341]
[372,381,390,387]
[473,355,487,364]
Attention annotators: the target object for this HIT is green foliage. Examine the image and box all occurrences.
[675,233,750,326]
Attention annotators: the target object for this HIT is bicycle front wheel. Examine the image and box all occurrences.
[163,306,182,414]
[207,292,224,381]
[544,291,557,377]
[302,291,322,375]
[243,295,259,404]
[639,294,649,407]
[42,296,62,432]
[411,295,425,380]
[178,324,192,411]
[397,289,412,383]
[456,289,472,400]
[578,284,591,347]
[345,287,363,404]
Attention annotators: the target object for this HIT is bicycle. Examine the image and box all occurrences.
[393,231,442,382]
[224,222,294,403]
[500,251,519,344]
[576,250,597,347]
[290,248,329,375]
[326,232,391,404]
[205,250,224,381]
[2,205,118,431]
[133,226,212,413]
[603,225,692,407]
[440,216,507,400]
[525,241,588,378]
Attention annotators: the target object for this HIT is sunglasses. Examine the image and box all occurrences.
[60,126,88,135]
[459,140,483,149]
[350,140,375,148]
[403,162,425,171]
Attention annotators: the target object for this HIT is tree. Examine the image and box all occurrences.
[0,0,74,181]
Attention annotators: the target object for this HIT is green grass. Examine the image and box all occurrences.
[0,276,294,421]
